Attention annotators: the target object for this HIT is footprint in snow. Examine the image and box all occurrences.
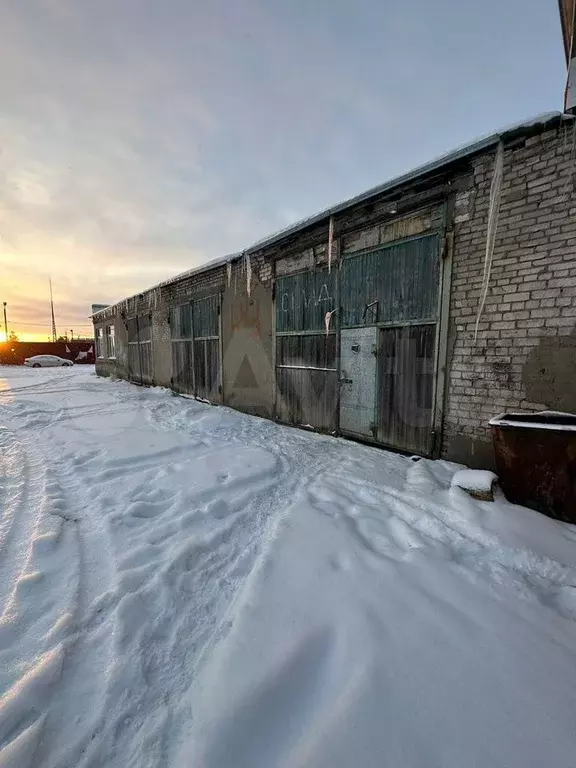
[387,516,426,553]
[551,585,576,620]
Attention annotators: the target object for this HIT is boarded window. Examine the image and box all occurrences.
[106,325,116,358]
[193,295,219,339]
[340,234,440,327]
[96,327,105,359]
[126,318,139,343]
[276,334,337,370]
[276,269,336,333]
[170,305,193,340]
[138,314,152,342]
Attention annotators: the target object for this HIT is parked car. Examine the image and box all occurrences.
[24,355,74,368]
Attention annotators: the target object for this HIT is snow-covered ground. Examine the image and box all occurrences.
[1,366,576,768]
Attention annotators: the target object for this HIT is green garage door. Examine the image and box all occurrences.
[340,233,441,455]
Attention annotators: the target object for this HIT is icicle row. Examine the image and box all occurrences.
[474,141,504,343]
[563,118,576,196]
[245,252,252,297]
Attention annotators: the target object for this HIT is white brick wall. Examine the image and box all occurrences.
[443,126,576,466]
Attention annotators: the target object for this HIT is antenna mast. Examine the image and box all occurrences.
[49,279,57,342]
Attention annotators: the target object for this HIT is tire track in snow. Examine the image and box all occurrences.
[29,444,117,768]
[0,372,79,396]
[0,428,80,768]
[0,428,46,615]
[1,387,296,767]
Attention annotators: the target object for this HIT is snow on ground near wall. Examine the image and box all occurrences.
[0,367,576,768]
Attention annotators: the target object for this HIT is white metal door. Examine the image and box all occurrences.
[339,327,378,438]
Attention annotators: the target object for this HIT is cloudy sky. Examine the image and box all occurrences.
[0,0,565,340]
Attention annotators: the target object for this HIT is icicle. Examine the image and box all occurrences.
[325,309,336,337]
[245,252,252,297]
[563,119,576,196]
[227,261,232,288]
[474,141,504,342]
[327,216,334,273]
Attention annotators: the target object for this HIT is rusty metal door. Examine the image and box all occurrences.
[339,327,378,438]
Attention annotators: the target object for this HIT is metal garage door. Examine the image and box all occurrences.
[170,295,221,401]
[126,315,153,385]
[275,268,338,432]
[339,233,441,455]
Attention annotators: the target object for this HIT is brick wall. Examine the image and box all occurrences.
[443,123,576,467]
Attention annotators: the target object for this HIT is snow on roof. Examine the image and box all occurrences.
[245,111,565,254]
[93,111,566,322]
[91,252,240,319]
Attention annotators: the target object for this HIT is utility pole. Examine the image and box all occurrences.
[49,279,57,342]
[70,329,74,341]
[2,302,7,340]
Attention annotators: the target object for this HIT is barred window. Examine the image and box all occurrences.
[96,327,105,359]
[106,325,116,358]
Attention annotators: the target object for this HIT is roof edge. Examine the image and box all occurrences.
[93,111,566,322]
[91,252,240,321]
[244,111,564,255]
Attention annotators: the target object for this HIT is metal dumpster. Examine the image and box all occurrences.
[490,412,576,524]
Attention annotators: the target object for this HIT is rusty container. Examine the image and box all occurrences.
[490,412,576,524]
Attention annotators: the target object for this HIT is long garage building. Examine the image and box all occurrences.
[93,112,576,468]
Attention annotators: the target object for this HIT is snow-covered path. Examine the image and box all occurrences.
[1,366,576,768]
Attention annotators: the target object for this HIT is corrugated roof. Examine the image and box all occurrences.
[93,111,565,321]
